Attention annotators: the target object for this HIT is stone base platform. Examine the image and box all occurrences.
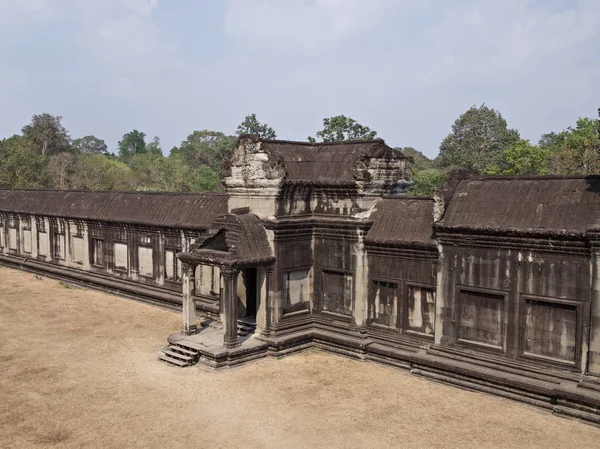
[166,323,268,369]
[160,323,600,426]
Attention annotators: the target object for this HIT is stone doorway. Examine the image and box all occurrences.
[242,267,257,318]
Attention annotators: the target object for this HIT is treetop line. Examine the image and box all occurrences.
[1,107,599,195]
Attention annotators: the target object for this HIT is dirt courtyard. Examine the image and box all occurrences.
[1,267,599,448]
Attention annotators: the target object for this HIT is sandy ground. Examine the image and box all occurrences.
[1,267,599,449]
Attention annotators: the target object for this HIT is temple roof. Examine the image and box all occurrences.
[438,176,600,236]
[0,189,228,230]
[366,197,436,248]
[224,136,411,188]
[178,213,275,267]
[262,139,408,185]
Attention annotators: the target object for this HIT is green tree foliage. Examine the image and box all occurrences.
[129,152,222,193]
[236,113,276,139]
[436,104,520,172]
[72,135,108,154]
[145,136,163,158]
[118,130,147,160]
[401,147,443,197]
[596,107,600,156]
[0,135,47,188]
[170,130,235,171]
[401,147,434,172]
[72,154,136,191]
[192,165,221,192]
[539,131,567,152]
[47,152,77,189]
[308,115,377,142]
[1,115,227,193]
[547,118,600,175]
[21,113,71,155]
[408,169,445,196]
[486,139,550,175]
[129,154,190,192]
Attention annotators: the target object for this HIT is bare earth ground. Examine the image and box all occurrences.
[1,267,599,449]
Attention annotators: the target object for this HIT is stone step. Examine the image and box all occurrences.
[158,354,189,367]
[169,345,198,356]
[162,349,194,362]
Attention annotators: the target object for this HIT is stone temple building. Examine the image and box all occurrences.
[2,135,600,424]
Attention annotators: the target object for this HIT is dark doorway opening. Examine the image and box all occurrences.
[244,267,257,317]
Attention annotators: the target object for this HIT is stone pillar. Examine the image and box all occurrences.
[434,243,448,345]
[255,266,268,334]
[353,230,369,329]
[182,262,197,335]
[261,266,274,336]
[587,244,600,376]
[221,266,240,348]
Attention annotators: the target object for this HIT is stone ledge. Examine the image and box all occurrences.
[166,326,600,426]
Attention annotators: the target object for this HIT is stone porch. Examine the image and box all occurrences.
[160,316,269,369]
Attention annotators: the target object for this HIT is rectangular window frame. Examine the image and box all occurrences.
[404,282,436,339]
[282,266,312,316]
[53,232,65,260]
[519,293,581,368]
[21,228,32,254]
[137,243,154,278]
[90,238,104,267]
[455,285,509,354]
[37,230,48,257]
[320,268,354,319]
[113,240,129,272]
[164,247,182,283]
[368,278,400,330]
[8,226,18,252]
[52,219,66,261]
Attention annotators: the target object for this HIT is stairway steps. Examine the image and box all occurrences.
[163,349,194,362]
[169,345,197,356]
[237,321,256,337]
[158,344,201,367]
[158,354,189,367]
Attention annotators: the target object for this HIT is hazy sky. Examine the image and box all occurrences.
[1,0,598,157]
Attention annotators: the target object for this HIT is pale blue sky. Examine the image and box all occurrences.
[1,0,598,157]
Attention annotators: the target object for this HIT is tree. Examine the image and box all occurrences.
[436,104,520,173]
[236,113,276,139]
[191,165,221,192]
[170,130,235,171]
[47,152,77,189]
[118,130,147,160]
[72,135,108,154]
[145,136,163,158]
[400,147,434,172]
[486,139,550,175]
[21,113,71,155]
[407,169,445,197]
[308,115,377,142]
[548,117,600,175]
[596,107,600,156]
[0,135,47,188]
[539,131,567,152]
[73,154,136,191]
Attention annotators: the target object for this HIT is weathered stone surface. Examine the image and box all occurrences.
[3,140,600,423]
